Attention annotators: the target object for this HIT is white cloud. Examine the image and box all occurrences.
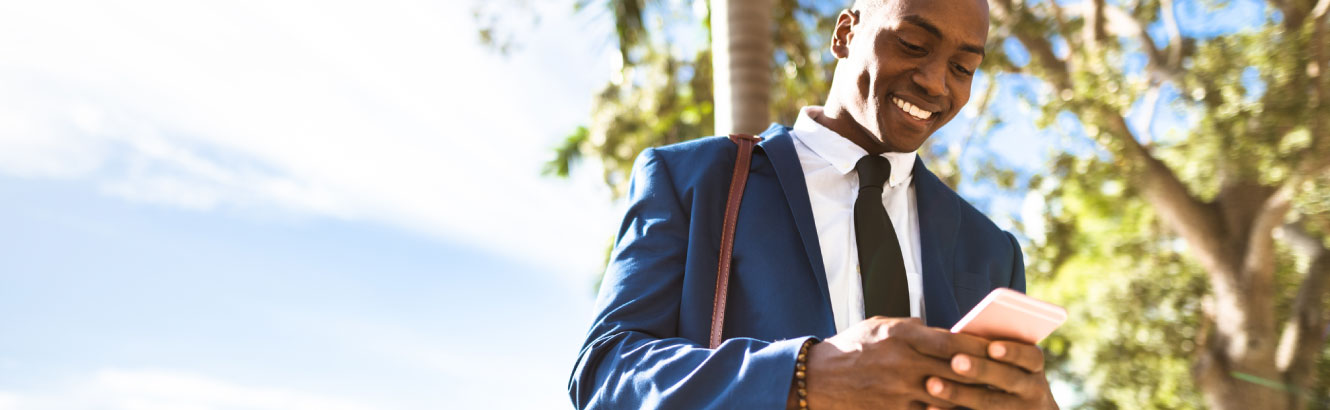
[0,369,373,410]
[0,392,18,410]
[0,0,621,276]
[277,313,576,409]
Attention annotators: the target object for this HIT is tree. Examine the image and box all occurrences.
[982,0,1330,407]
[712,0,774,135]
[505,0,1330,407]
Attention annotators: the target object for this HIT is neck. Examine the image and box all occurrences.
[816,100,891,155]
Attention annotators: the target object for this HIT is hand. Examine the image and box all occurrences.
[922,340,1059,410]
[795,317,993,409]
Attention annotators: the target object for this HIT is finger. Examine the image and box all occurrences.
[911,381,967,409]
[950,353,1040,395]
[884,353,967,409]
[927,376,1019,410]
[903,325,991,360]
[989,341,1045,373]
[909,396,957,410]
[861,339,968,407]
[894,342,976,383]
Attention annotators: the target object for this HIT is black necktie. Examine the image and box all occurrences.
[854,155,911,318]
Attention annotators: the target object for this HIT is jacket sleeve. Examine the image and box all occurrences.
[568,147,813,409]
[1005,231,1027,292]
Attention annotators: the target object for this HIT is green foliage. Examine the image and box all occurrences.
[546,0,839,197]
[545,1,715,196]
[1029,149,1208,408]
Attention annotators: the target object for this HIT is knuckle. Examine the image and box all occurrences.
[889,316,918,328]
[955,333,987,353]
[887,318,921,339]
[933,336,953,354]
[967,355,987,377]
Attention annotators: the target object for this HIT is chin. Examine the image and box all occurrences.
[875,121,931,153]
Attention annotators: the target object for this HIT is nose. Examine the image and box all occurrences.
[912,56,948,97]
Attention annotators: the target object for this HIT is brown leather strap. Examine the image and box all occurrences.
[710,133,762,349]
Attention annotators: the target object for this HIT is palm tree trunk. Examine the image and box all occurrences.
[711,0,773,135]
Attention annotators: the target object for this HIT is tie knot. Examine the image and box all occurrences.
[855,155,891,189]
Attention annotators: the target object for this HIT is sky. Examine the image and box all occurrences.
[0,0,1260,408]
[0,0,621,408]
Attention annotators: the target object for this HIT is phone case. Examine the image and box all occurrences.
[949,288,1067,344]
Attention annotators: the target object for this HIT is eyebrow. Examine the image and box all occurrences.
[900,14,986,58]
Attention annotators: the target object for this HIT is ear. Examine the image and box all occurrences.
[830,9,858,59]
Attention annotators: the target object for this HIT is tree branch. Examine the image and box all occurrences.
[1103,4,1182,84]
[1239,182,1293,305]
[1100,108,1227,270]
[1124,7,1165,74]
[1137,85,1162,145]
[1159,0,1185,69]
[1279,0,1311,29]
[1305,0,1330,176]
[1276,220,1330,406]
[1045,0,1074,42]
[990,0,1074,91]
[1085,0,1108,50]
[1312,0,1330,24]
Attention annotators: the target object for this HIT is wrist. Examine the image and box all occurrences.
[787,338,816,410]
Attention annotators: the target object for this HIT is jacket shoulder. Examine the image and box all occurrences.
[650,136,736,161]
[641,136,739,183]
[917,165,1014,242]
[955,192,1008,238]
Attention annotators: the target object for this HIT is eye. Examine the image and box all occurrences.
[897,38,927,55]
[952,63,974,77]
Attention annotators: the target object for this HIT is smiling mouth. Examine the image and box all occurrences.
[891,96,934,121]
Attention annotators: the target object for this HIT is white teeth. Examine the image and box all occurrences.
[892,97,933,120]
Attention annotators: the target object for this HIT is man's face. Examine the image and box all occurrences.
[833,0,989,152]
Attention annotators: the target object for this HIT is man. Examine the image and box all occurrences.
[569,0,1059,408]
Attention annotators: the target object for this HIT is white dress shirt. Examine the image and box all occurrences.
[789,106,925,333]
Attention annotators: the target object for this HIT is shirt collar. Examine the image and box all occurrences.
[792,106,917,188]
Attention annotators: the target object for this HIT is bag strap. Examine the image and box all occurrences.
[710,133,763,349]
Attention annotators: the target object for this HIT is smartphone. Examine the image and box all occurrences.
[950,288,1067,344]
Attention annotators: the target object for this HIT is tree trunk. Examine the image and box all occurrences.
[711,0,773,135]
[1192,259,1288,410]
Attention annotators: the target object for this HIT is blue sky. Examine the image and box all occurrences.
[0,0,620,408]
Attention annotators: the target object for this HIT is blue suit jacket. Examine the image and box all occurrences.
[568,124,1025,409]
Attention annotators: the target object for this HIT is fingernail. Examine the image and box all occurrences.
[990,343,1006,358]
[928,377,944,395]
[953,354,971,372]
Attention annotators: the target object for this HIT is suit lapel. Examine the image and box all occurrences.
[757,125,836,333]
[913,157,963,328]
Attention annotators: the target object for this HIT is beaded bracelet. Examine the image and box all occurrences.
[794,338,815,410]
